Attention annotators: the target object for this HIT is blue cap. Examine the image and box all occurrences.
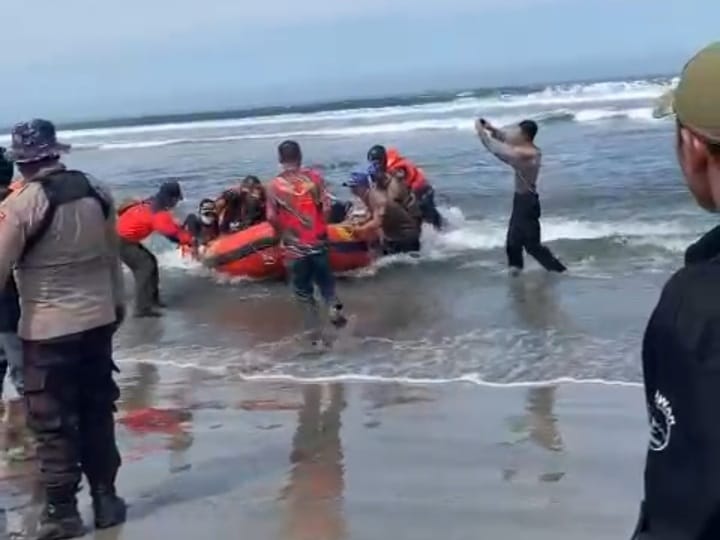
[343,170,370,189]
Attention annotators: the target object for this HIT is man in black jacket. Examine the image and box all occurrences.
[0,147,22,399]
[633,42,720,540]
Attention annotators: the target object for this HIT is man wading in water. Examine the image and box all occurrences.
[475,118,566,274]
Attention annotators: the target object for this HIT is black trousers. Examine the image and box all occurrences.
[22,325,121,504]
[507,192,566,272]
[382,238,421,255]
[119,239,159,313]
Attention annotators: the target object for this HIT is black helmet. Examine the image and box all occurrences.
[159,180,183,200]
[367,145,387,167]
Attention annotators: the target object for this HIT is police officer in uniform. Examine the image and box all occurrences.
[0,120,126,539]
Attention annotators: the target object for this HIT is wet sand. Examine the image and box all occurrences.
[1,372,647,540]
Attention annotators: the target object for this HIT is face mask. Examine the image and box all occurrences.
[200,215,215,226]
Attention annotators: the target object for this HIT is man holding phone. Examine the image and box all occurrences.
[475,117,566,274]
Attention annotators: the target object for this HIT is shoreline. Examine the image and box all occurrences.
[3,376,648,539]
[112,357,646,388]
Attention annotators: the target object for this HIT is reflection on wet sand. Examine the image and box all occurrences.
[119,362,159,411]
[526,386,564,453]
[507,273,570,331]
[0,463,41,539]
[118,362,195,473]
[502,385,566,484]
[360,383,434,429]
[280,384,347,540]
[504,276,567,483]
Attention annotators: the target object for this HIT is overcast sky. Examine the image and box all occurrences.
[2,0,718,123]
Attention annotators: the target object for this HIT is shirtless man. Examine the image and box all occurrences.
[344,170,421,254]
[366,145,422,226]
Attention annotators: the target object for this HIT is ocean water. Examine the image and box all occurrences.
[25,75,713,386]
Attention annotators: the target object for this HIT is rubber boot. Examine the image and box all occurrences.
[35,503,85,540]
[92,485,127,530]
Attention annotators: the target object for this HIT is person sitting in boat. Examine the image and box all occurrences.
[344,170,421,255]
[183,199,220,245]
[327,193,352,224]
[216,188,244,234]
[216,176,267,234]
[367,145,444,230]
[239,175,266,228]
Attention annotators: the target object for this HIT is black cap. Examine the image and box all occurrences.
[159,180,183,200]
[278,140,302,164]
[367,144,387,164]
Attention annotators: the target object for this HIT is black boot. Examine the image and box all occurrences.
[92,485,127,530]
[35,503,85,540]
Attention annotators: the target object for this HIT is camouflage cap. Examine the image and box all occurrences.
[7,119,71,164]
[653,42,720,142]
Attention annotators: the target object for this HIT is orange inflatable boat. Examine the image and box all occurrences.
[185,222,375,279]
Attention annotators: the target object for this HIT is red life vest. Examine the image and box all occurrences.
[269,168,328,248]
[386,148,429,192]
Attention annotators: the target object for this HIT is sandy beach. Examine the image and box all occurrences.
[2,368,647,540]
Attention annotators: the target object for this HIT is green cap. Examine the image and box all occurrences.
[653,42,720,142]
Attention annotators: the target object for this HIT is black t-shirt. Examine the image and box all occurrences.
[638,230,720,538]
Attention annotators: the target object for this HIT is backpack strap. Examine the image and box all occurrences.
[21,171,110,261]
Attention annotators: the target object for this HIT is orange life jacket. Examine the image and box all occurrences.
[269,169,327,249]
[386,148,428,192]
[117,198,142,215]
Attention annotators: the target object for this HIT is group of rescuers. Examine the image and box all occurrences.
[7,43,720,540]
[0,109,564,540]
[115,141,445,319]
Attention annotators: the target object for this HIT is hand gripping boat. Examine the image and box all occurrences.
[183,221,375,279]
